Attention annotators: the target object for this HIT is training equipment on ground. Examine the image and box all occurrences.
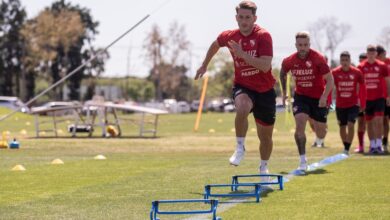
[204,183,262,203]
[0,132,9,149]
[231,174,284,191]
[31,102,167,138]
[51,159,64,165]
[11,164,26,171]
[150,199,221,220]
[193,75,209,132]
[106,125,118,137]
[9,139,20,149]
[68,124,93,133]
[94,155,107,160]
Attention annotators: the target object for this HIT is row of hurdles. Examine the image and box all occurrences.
[150,174,284,220]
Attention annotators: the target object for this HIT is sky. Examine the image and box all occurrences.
[20,0,390,78]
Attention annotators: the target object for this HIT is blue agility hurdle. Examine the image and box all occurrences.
[231,174,284,191]
[204,183,262,203]
[150,199,221,220]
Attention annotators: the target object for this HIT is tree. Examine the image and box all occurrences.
[308,17,351,67]
[0,0,26,97]
[143,21,191,101]
[50,0,99,100]
[21,8,84,100]
[20,0,106,101]
[378,26,390,52]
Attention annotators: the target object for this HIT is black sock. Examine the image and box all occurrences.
[382,137,388,146]
[343,142,351,151]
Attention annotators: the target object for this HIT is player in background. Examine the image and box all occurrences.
[332,51,365,155]
[376,45,390,153]
[354,53,368,153]
[280,31,333,171]
[358,45,390,154]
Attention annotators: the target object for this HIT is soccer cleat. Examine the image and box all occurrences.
[297,162,308,171]
[354,146,364,153]
[259,167,270,182]
[384,145,389,154]
[229,147,245,166]
[376,147,384,154]
[311,142,324,148]
[342,150,350,156]
[369,147,379,154]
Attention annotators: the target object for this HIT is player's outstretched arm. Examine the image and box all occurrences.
[195,40,220,80]
[228,40,272,73]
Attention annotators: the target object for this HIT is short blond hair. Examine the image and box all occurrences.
[236,1,257,15]
[295,31,310,40]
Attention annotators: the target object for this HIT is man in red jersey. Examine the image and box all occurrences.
[377,45,390,153]
[280,31,333,171]
[332,51,365,155]
[195,1,275,175]
[354,53,368,153]
[358,45,390,154]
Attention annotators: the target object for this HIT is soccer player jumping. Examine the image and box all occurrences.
[195,1,276,175]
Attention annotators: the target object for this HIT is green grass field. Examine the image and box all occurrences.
[0,108,389,219]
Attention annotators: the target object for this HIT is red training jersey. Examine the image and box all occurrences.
[217,25,275,93]
[332,66,365,108]
[281,49,330,99]
[380,58,390,97]
[358,59,388,101]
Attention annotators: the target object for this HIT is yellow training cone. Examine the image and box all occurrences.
[11,165,26,171]
[94,155,107,160]
[290,128,295,133]
[273,128,278,133]
[20,129,27,135]
[217,119,223,123]
[51,159,64,165]
[231,128,235,132]
[57,129,64,134]
[25,121,31,126]
[208,129,216,133]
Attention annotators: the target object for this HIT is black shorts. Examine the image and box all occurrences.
[232,85,276,125]
[336,106,359,126]
[365,98,385,117]
[292,94,329,123]
[385,106,390,117]
[358,111,365,117]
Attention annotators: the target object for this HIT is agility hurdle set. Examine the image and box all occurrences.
[150,174,284,220]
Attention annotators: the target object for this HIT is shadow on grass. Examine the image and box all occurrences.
[279,168,328,176]
[362,152,389,157]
